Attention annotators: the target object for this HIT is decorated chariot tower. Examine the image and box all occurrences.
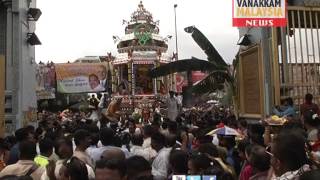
[111,1,173,114]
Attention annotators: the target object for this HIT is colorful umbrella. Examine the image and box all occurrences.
[207,126,240,136]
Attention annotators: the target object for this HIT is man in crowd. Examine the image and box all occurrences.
[142,125,154,149]
[130,134,156,161]
[0,141,44,179]
[249,145,270,180]
[89,127,116,162]
[95,159,127,180]
[41,137,74,179]
[34,138,53,167]
[169,150,189,177]
[7,128,36,165]
[166,91,179,121]
[176,92,183,113]
[101,148,125,162]
[151,132,171,179]
[73,129,94,168]
[126,156,152,180]
[300,93,319,116]
[41,137,95,180]
[273,97,296,117]
[89,127,130,163]
[269,128,310,179]
[89,94,99,107]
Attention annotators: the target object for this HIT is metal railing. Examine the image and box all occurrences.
[273,6,320,105]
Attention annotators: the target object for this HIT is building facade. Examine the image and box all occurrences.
[0,0,39,134]
[237,0,320,120]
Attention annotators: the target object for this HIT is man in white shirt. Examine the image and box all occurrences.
[176,92,183,113]
[142,125,154,148]
[123,119,141,135]
[166,91,178,121]
[131,134,157,162]
[0,141,45,180]
[88,108,100,122]
[89,128,130,163]
[98,93,108,109]
[151,132,171,180]
[73,129,94,168]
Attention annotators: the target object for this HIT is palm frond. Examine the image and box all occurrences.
[191,70,231,94]
[184,26,228,68]
[149,57,217,78]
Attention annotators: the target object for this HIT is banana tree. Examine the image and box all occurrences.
[149,26,237,105]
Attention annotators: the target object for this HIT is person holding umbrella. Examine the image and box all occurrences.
[207,125,242,175]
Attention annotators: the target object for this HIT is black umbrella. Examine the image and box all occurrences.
[149,57,217,78]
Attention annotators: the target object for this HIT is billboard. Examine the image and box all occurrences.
[35,63,56,100]
[176,71,207,93]
[232,0,286,27]
[55,63,109,93]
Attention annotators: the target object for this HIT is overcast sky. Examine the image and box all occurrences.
[36,0,239,64]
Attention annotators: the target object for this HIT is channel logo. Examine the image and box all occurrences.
[172,175,186,180]
[202,175,217,180]
[186,175,201,180]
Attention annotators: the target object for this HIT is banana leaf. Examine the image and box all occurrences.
[149,57,216,78]
[184,26,228,68]
[191,70,231,94]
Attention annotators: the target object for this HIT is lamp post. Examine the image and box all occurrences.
[173,4,178,91]
[174,4,178,60]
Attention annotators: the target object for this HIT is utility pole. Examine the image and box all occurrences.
[173,4,178,92]
[174,4,178,60]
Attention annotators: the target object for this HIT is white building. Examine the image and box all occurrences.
[0,0,40,133]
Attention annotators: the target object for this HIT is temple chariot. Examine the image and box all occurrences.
[110,1,174,116]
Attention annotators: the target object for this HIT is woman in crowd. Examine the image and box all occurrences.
[304,110,320,142]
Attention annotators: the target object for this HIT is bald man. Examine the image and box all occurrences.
[101,148,125,161]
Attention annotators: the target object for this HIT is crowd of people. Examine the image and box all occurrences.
[1,93,320,180]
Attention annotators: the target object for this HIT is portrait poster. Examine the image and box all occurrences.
[176,73,187,93]
[35,63,56,100]
[55,63,109,93]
